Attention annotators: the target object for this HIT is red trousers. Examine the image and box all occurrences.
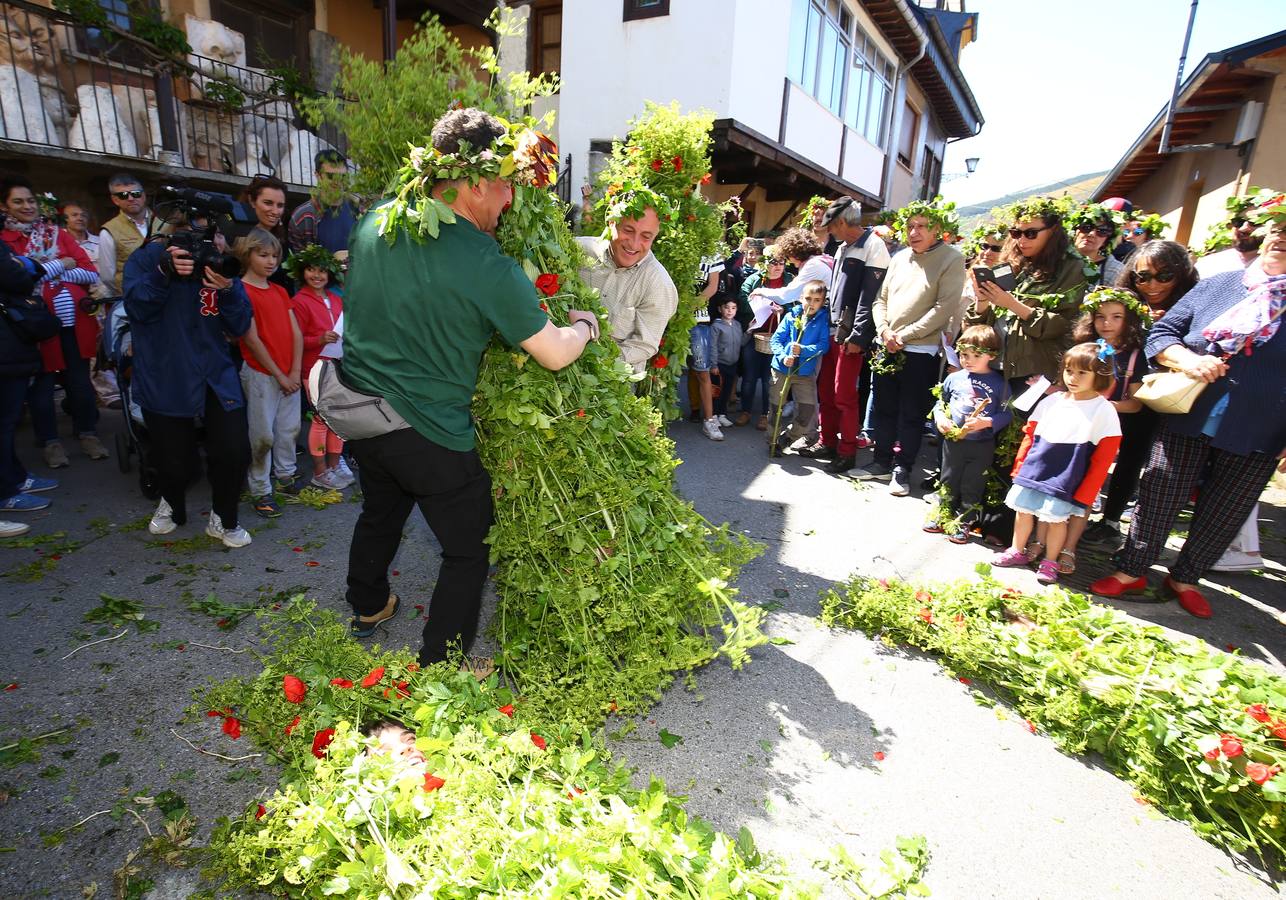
[817,342,864,456]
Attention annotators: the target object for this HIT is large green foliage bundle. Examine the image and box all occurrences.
[822,566,1286,856]
[586,102,738,413]
[198,605,804,897]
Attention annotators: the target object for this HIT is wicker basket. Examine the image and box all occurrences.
[753,332,773,354]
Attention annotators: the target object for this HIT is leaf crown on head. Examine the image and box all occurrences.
[1129,211,1168,237]
[1081,287,1153,327]
[603,184,675,226]
[283,243,342,284]
[1001,196,1066,227]
[1244,186,1286,228]
[405,118,559,190]
[894,197,959,240]
[798,195,829,229]
[1065,201,1124,232]
[964,222,1005,257]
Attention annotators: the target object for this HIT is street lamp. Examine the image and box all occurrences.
[965,157,980,174]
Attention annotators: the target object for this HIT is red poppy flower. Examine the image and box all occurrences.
[1270,721,1286,742]
[395,680,410,699]
[305,561,320,567]
[917,607,934,624]
[423,773,445,792]
[535,273,560,296]
[392,570,400,576]
[873,750,885,761]
[222,716,242,740]
[205,709,221,717]
[1218,733,1244,759]
[952,614,965,626]
[407,664,419,672]
[650,159,663,172]
[1247,704,1272,723]
[292,546,303,552]
[915,590,933,604]
[878,579,890,590]
[282,674,307,704]
[255,804,266,819]
[530,732,547,751]
[1204,746,1221,762]
[285,715,301,736]
[360,666,385,688]
[330,678,354,689]
[1024,719,1037,734]
[311,728,335,759]
[609,701,618,713]
[686,214,696,222]
[539,302,549,313]
[576,409,586,418]
[498,704,515,718]
[414,604,425,616]
[652,354,669,369]
[700,173,712,186]
[216,618,230,628]
[1247,762,1281,785]
[671,155,683,172]
[958,677,971,685]
[177,644,186,651]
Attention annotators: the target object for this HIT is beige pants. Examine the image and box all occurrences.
[769,370,818,444]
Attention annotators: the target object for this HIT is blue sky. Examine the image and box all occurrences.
[940,0,1286,207]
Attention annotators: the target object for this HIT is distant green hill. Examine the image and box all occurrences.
[957,170,1108,231]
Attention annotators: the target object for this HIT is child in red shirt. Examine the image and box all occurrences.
[288,245,351,490]
[237,227,303,517]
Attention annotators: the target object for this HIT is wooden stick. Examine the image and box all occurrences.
[61,629,128,660]
[0,728,67,754]
[185,642,252,654]
[169,728,260,762]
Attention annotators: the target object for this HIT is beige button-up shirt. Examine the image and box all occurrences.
[577,236,679,372]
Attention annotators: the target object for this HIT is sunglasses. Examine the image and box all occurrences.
[980,243,1003,253]
[1133,270,1175,284]
[1008,225,1052,240]
[1076,223,1114,237]
[1125,226,1146,236]
[112,190,144,200]
[1229,217,1248,228]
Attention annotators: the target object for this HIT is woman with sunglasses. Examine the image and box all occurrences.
[1090,209,1286,618]
[1115,240,1197,320]
[966,198,1089,396]
[1067,204,1122,287]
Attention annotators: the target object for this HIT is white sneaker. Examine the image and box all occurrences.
[206,511,252,548]
[311,469,344,490]
[717,414,734,427]
[335,457,356,483]
[0,520,31,538]
[702,418,725,441]
[1211,549,1264,573]
[149,499,177,535]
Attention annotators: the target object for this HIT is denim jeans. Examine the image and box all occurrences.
[27,327,98,444]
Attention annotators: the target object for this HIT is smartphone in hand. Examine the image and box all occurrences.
[973,264,1016,292]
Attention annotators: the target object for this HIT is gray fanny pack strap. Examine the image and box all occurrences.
[308,358,411,441]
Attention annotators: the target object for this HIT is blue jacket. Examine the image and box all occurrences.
[770,308,830,377]
[123,241,253,418]
[1145,270,1286,457]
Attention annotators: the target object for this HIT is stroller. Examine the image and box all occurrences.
[106,300,162,500]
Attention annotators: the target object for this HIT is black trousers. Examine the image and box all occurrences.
[142,388,249,528]
[345,427,493,665]
[872,351,940,473]
[1101,408,1158,522]
[941,437,995,520]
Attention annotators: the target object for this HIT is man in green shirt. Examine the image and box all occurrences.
[341,107,598,666]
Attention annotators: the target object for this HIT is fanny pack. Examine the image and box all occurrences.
[308,357,411,441]
[0,296,60,344]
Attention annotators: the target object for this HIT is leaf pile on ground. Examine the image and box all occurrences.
[195,603,929,898]
[821,564,1286,857]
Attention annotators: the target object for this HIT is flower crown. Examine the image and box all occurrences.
[893,197,959,240]
[797,195,829,229]
[1081,287,1153,327]
[963,222,1005,257]
[1001,196,1067,226]
[1245,186,1286,227]
[603,185,675,225]
[406,119,558,190]
[284,243,343,284]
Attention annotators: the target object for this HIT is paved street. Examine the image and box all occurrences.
[0,404,1284,897]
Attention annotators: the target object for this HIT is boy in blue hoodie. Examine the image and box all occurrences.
[769,279,831,455]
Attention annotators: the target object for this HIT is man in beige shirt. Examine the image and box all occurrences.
[577,203,678,373]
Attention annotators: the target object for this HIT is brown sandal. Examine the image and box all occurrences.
[1057,548,1076,575]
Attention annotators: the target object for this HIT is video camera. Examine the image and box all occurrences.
[151,185,259,281]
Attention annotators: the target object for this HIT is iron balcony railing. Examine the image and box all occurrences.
[0,0,346,188]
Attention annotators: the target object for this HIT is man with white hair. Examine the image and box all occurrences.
[802,196,888,474]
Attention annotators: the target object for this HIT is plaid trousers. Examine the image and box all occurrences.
[1115,427,1278,583]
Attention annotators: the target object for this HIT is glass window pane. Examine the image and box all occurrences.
[787,0,809,83]
[541,12,561,43]
[817,21,840,113]
[544,47,560,74]
[827,0,840,19]
[802,5,821,94]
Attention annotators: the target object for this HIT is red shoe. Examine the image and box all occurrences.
[1089,574,1149,597]
[1164,576,1211,618]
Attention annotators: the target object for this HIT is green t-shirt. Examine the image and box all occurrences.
[342,207,549,451]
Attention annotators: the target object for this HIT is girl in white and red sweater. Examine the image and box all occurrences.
[993,341,1122,584]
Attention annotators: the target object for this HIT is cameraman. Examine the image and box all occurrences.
[122,212,254,549]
